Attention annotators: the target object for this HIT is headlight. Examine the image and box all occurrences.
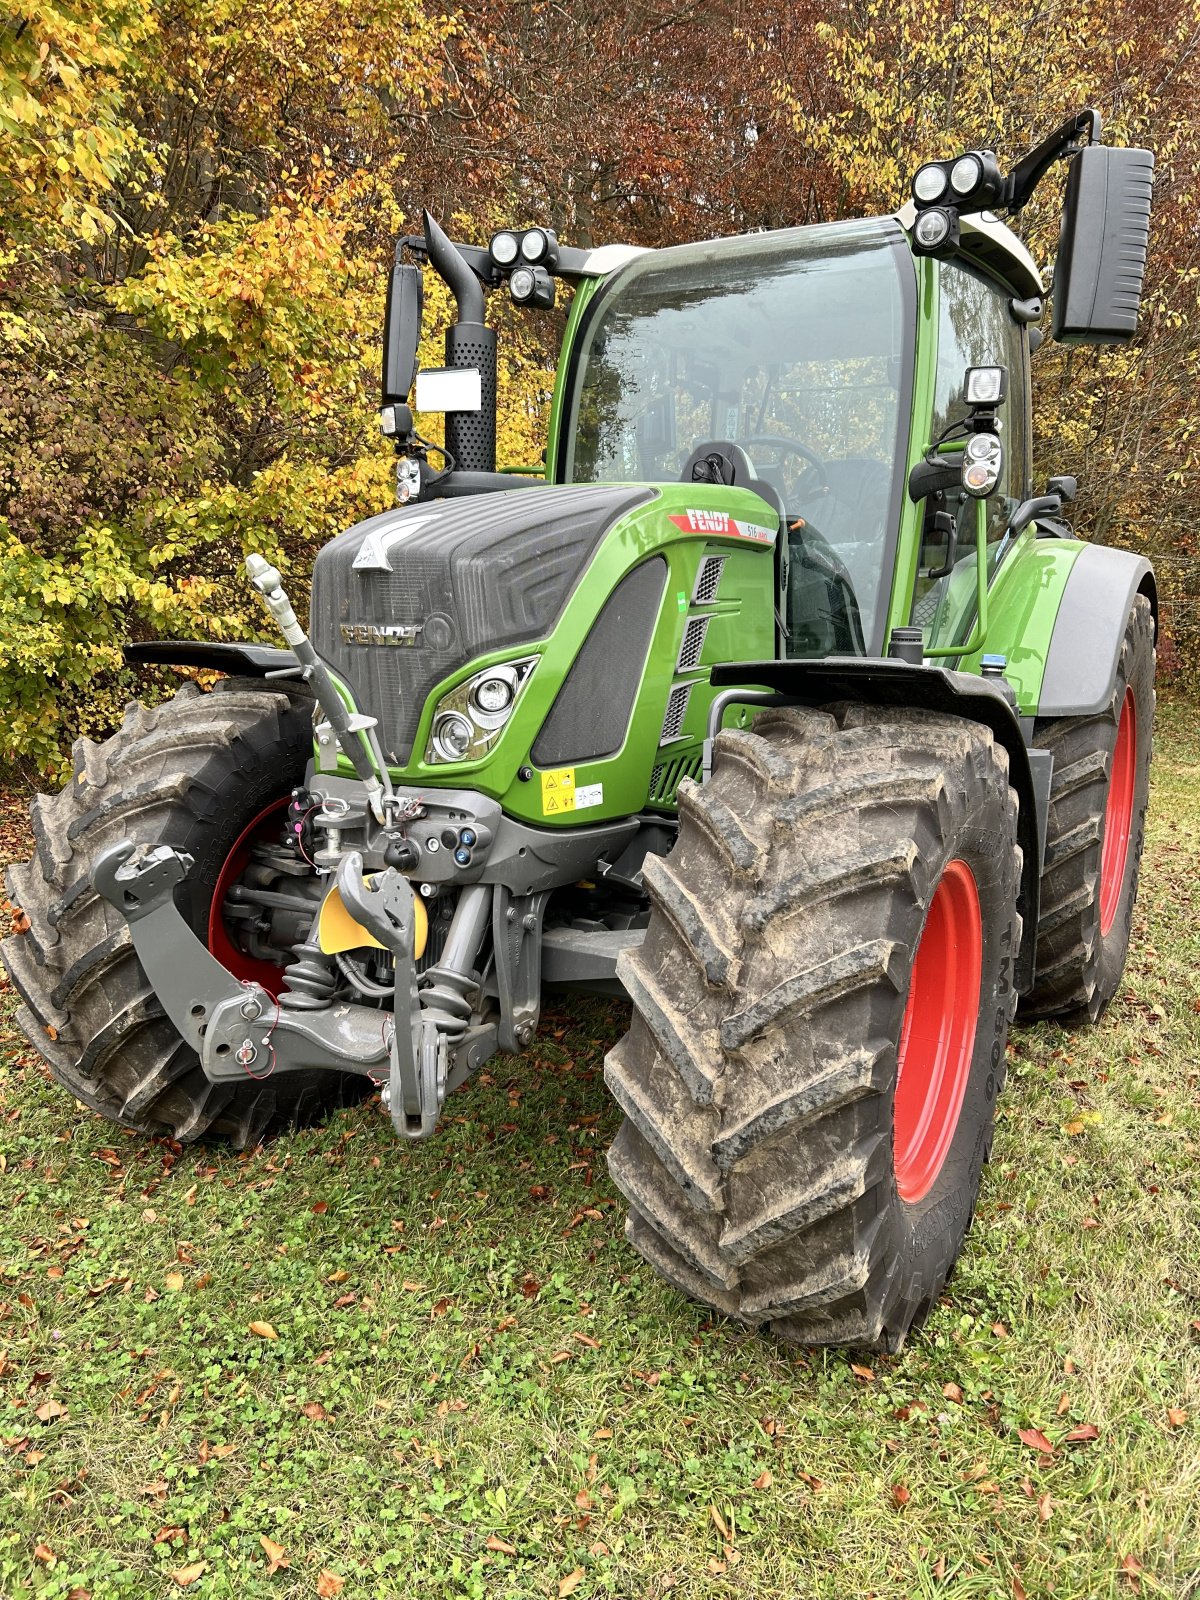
[431,712,473,762]
[520,228,548,262]
[471,672,515,716]
[425,657,537,765]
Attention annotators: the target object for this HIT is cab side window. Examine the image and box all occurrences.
[931,261,1030,550]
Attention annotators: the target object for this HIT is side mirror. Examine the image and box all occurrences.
[382,256,424,404]
[1047,474,1077,503]
[1052,145,1154,345]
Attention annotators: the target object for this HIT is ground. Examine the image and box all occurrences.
[0,704,1197,1600]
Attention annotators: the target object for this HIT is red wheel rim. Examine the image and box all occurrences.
[894,859,983,1205]
[207,798,292,995]
[1099,689,1137,938]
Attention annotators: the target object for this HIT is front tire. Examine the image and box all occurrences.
[605,705,1022,1350]
[2,679,370,1147]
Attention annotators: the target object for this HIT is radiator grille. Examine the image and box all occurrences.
[677,613,711,672]
[693,555,726,603]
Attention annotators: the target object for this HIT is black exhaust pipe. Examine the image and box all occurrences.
[422,210,496,474]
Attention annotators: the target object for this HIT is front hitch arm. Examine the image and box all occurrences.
[92,842,395,1088]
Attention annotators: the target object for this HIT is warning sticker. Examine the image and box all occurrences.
[540,767,576,815]
[574,782,604,811]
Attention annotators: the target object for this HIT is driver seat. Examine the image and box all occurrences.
[679,440,785,525]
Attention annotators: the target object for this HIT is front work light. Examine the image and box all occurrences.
[950,154,984,195]
[509,264,556,308]
[912,208,960,254]
[964,366,1008,407]
[489,230,519,266]
[912,163,949,203]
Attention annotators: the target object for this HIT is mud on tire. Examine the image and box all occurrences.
[1020,594,1155,1022]
[2,679,370,1147]
[605,704,1022,1351]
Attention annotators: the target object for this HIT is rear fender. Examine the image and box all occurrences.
[1035,543,1157,717]
[708,658,1041,990]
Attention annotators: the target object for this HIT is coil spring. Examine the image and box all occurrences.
[417,964,474,1040]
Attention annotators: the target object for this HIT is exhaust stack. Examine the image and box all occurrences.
[422,210,497,474]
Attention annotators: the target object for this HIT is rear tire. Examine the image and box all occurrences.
[605,705,1022,1350]
[1020,594,1155,1022]
[2,679,370,1146]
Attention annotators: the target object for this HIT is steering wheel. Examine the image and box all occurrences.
[738,434,830,502]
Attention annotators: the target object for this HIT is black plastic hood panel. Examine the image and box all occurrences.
[309,483,655,765]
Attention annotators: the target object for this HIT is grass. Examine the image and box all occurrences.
[1,703,1198,1600]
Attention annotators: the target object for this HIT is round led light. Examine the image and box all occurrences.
[914,210,951,249]
[520,229,547,262]
[964,462,995,492]
[966,433,996,460]
[950,154,983,196]
[472,674,514,715]
[912,164,948,203]
[432,711,472,762]
[509,265,535,301]
[490,230,519,266]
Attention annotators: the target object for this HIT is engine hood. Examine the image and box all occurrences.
[309,483,656,766]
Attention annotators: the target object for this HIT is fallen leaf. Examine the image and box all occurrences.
[1056,1392,1071,1416]
[850,1362,875,1382]
[943,1382,964,1403]
[892,1483,910,1508]
[991,1322,1009,1338]
[1063,1119,1085,1135]
[326,1270,349,1284]
[260,1535,289,1574]
[572,1331,600,1349]
[302,1402,328,1421]
[1018,1427,1054,1454]
[169,1563,207,1588]
[248,1322,277,1341]
[164,1272,185,1293]
[752,1469,773,1490]
[67,1589,92,1599]
[1167,1408,1188,1428]
[1013,1575,1028,1600]
[593,1427,613,1440]
[431,1298,450,1317]
[1065,1423,1100,1443]
[1039,1492,1053,1522]
[34,1543,55,1566]
[34,1399,67,1423]
[311,1202,328,1214]
[709,1504,730,1539]
[1120,1553,1143,1590]
[155,1526,187,1545]
[558,1570,584,1597]
[485,1534,516,1554]
[316,1572,345,1598]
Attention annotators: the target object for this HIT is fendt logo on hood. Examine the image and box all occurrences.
[340,622,424,648]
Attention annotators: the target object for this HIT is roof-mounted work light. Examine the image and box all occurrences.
[509,263,556,308]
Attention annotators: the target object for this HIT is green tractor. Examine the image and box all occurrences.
[4,111,1156,1350]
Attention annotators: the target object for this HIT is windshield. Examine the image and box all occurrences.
[560,219,915,653]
